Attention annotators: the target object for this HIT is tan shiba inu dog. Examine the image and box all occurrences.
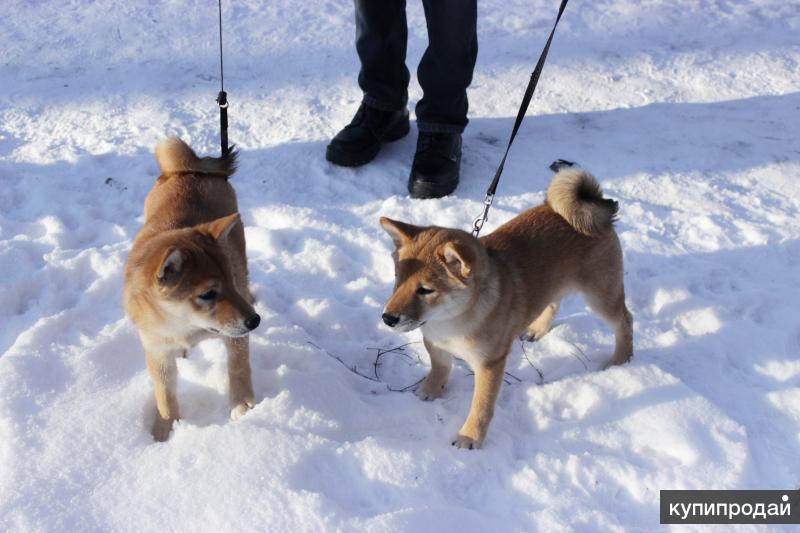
[380,167,633,449]
[124,138,261,441]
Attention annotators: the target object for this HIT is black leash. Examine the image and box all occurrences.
[472,0,569,236]
[216,0,229,156]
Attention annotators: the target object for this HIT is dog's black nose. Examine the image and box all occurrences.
[382,313,400,327]
[245,314,261,331]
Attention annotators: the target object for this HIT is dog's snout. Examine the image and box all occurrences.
[382,313,400,327]
[245,314,261,331]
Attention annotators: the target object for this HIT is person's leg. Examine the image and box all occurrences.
[408,0,477,198]
[326,0,411,167]
[416,0,478,133]
[356,0,410,111]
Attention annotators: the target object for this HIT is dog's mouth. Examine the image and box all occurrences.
[394,320,426,332]
[206,326,251,338]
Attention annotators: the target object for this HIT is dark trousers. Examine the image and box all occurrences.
[355,0,478,133]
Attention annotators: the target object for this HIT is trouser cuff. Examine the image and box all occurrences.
[362,94,407,112]
[416,120,465,134]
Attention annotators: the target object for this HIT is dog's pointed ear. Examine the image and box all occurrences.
[156,248,183,286]
[380,217,422,248]
[438,241,474,280]
[203,213,241,242]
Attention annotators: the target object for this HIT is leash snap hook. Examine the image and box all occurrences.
[472,193,494,237]
[216,90,229,109]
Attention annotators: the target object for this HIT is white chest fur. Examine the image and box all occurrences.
[421,322,492,369]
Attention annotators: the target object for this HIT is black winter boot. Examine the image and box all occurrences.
[326,103,410,167]
[407,132,461,199]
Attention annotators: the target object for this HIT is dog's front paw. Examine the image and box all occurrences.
[415,377,446,401]
[151,416,175,442]
[230,400,254,421]
[452,433,483,450]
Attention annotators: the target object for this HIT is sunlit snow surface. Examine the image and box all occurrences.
[1,1,799,531]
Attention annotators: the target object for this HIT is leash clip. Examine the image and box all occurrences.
[472,193,494,237]
[216,90,229,109]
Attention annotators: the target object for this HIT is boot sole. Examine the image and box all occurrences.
[408,176,459,199]
[326,118,410,167]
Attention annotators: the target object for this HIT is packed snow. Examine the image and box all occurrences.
[1,0,799,531]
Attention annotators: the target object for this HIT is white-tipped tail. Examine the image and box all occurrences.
[155,137,237,177]
[546,168,618,235]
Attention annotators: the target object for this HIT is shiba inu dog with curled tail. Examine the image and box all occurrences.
[124,138,261,441]
[380,166,632,449]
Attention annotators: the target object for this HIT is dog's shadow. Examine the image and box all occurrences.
[138,340,260,433]
[140,377,229,433]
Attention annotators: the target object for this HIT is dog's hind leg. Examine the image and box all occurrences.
[146,350,181,441]
[585,286,633,368]
[225,336,255,420]
[607,299,633,367]
[521,301,560,342]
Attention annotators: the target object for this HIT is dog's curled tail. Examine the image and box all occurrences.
[155,137,237,178]
[546,168,618,236]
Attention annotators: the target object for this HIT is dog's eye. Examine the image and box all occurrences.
[198,289,218,301]
[416,286,435,295]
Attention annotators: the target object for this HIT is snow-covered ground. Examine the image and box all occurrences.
[1,0,799,531]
